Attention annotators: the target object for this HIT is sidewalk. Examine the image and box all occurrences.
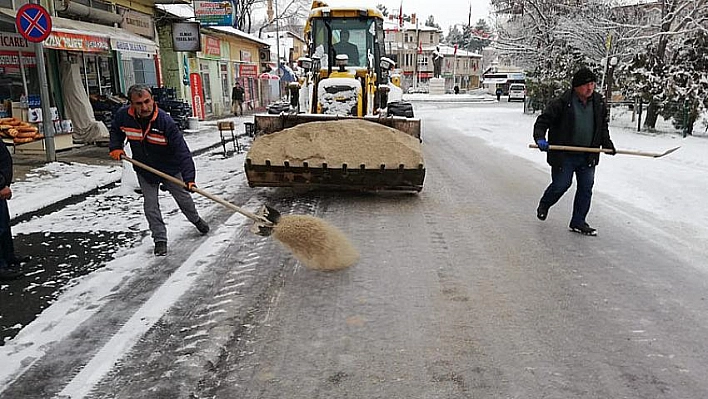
[8,113,251,222]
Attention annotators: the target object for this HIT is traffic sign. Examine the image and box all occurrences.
[15,4,52,43]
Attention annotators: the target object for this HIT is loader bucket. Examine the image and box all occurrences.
[254,113,422,141]
[245,118,425,192]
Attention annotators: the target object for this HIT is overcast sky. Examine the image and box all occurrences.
[322,0,493,34]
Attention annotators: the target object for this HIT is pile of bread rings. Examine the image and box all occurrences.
[0,117,43,144]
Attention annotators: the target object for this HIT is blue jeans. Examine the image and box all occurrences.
[539,154,595,227]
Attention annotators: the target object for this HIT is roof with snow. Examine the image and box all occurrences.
[436,44,482,59]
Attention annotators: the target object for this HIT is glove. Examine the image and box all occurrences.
[606,145,617,155]
[536,139,549,152]
[186,182,197,192]
[109,149,125,160]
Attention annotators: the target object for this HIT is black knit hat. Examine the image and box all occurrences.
[572,67,597,88]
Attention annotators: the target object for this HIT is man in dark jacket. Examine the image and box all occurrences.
[231,81,245,116]
[533,67,616,236]
[0,140,27,280]
[108,84,209,256]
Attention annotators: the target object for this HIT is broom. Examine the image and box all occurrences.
[121,155,359,271]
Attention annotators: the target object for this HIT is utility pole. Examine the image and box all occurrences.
[274,0,282,100]
[414,17,419,90]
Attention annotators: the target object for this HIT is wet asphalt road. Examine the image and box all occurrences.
[3,102,708,398]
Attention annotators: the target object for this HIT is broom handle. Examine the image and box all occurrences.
[121,155,270,225]
[529,144,665,158]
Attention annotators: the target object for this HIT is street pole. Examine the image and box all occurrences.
[414,18,419,90]
[274,0,281,100]
[28,0,56,162]
[605,56,617,119]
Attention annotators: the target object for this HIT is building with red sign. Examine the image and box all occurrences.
[156,4,271,120]
[0,0,174,148]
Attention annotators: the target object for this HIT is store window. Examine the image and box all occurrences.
[133,58,157,87]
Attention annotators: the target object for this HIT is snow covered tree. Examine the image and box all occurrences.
[376,4,389,17]
[493,0,708,131]
[661,31,708,134]
[468,19,493,53]
[251,0,310,37]
[444,25,463,46]
[602,0,708,129]
[425,15,441,30]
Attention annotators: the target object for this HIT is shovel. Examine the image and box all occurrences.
[528,144,680,158]
[120,155,359,271]
[122,155,278,235]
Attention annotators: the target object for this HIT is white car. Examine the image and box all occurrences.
[508,83,526,102]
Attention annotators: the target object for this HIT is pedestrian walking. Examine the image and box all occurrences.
[533,67,616,236]
[496,87,503,101]
[108,84,209,256]
[231,81,245,116]
[0,140,28,280]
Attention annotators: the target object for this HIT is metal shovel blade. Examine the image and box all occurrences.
[250,205,282,236]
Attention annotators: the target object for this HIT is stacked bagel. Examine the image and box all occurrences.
[0,117,43,144]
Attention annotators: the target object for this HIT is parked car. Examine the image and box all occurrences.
[508,83,526,102]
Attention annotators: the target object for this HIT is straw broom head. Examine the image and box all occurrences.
[272,215,359,271]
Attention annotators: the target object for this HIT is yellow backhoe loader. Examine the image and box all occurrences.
[245,1,425,192]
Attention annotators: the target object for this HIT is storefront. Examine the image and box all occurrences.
[232,50,259,112]
[111,37,159,94]
[0,31,39,118]
[195,34,225,117]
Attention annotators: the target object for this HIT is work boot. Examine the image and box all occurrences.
[154,241,167,256]
[536,204,548,221]
[194,218,210,235]
[0,266,23,281]
[569,223,597,236]
[10,255,31,266]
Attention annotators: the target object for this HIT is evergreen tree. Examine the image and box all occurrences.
[425,15,441,30]
[467,19,492,53]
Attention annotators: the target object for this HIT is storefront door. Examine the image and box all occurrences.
[220,62,229,108]
[200,63,212,115]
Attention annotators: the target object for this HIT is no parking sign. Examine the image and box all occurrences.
[15,4,52,43]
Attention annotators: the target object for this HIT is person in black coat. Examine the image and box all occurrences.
[0,140,26,280]
[533,67,616,236]
[231,81,245,116]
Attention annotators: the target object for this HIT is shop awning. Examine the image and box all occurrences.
[51,16,158,54]
[0,8,157,54]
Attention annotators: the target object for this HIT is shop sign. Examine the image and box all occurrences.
[190,72,205,120]
[120,9,154,39]
[202,36,221,58]
[0,33,30,51]
[193,0,234,26]
[172,22,201,52]
[239,64,257,78]
[240,50,252,62]
[112,39,155,54]
[0,51,36,67]
[44,31,110,52]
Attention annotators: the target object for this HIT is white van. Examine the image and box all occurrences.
[508,83,526,102]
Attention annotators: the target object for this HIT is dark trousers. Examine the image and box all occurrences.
[0,198,15,269]
[539,154,596,227]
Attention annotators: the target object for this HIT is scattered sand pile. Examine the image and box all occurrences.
[247,119,424,169]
